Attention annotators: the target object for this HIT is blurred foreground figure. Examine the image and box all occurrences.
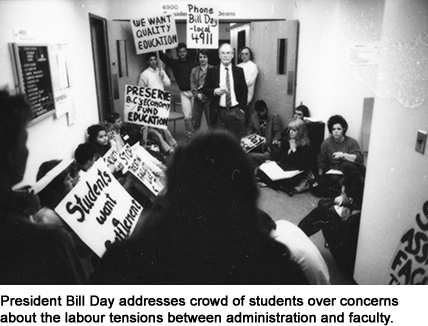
[0,90,86,284]
[91,131,307,284]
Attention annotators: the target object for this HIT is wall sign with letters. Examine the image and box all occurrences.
[389,199,428,284]
[10,43,55,125]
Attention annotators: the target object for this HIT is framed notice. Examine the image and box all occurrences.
[10,43,55,125]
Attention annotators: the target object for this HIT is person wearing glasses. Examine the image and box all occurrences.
[201,43,248,139]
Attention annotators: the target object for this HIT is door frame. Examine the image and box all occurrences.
[89,13,113,121]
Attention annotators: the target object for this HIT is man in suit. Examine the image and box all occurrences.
[202,43,248,139]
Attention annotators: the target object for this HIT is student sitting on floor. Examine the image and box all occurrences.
[298,174,364,276]
[257,118,312,196]
[313,114,365,198]
[247,100,282,168]
[87,124,117,157]
[104,112,126,151]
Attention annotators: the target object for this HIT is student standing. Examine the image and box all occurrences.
[159,43,196,139]
[190,49,213,131]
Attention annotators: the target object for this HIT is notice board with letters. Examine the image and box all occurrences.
[10,43,55,125]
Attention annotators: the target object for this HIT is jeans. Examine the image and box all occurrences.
[180,90,194,138]
[193,98,211,131]
[147,128,177,155]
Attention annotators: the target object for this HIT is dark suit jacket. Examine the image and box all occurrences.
[201,64,248,112]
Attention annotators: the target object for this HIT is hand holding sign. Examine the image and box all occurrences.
[55,160,143,257]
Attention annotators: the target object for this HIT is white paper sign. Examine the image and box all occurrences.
[186,4,219,49]
[124,85,171,130]
[240,133,266,153]
[130,14,178,54]
[55,160,143,257]
[117,144,164,196]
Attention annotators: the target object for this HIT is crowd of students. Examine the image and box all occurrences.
[0,42,366,285]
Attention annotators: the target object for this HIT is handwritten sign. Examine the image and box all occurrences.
[389,199,428,285]
[124,85,171,130]
[186,4,218,49]
[103,146,121,173]
[117,144,164,196]
[240,133,266,153]
[55,160,143,257]
[131,14,178,54]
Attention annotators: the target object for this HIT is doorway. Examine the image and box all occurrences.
[230,20,299,124]
[89,14,113,122]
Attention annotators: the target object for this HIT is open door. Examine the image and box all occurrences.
[231,20,299,124]
[107,20,145,115]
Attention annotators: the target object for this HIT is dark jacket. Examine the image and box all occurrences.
[158,52,196,91]
[247,112,282,147]
[201,64,248,112]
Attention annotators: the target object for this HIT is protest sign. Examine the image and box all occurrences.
[55,160,143,257]
[124,85,171,130]
[116,143,164,197]
[103,146,121,173]
[187,4,219,49]
[240,134,266,153]
[131,14,178,54]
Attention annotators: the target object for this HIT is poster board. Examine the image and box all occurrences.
[186,4,219,49]
[10,43,55,125]
[130,14,178,55]
[123,85,171,130]
[55,160,143,258]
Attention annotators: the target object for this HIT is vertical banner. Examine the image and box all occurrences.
[130,14,178,54]
[123,85,171,130]
[186,4,219,49]
[55,160,143,257]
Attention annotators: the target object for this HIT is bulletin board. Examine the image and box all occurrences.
[10,43,56,125]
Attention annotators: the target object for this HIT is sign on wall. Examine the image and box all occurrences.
[10,43,55,125]
[186,4,219,49]
[389,199,428,285]
[55,160,143,257]
[123,84,171,130]
[130,14,178,54]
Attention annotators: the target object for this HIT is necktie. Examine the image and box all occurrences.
[225,67,232,107]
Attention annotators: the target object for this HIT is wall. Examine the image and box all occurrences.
[0,0,108,186]
[291,0,383,143]
[354,0,428,284]
[107,0,292,22]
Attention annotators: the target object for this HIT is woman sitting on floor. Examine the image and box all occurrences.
[257,118,312,196]
[313,114,364,198]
